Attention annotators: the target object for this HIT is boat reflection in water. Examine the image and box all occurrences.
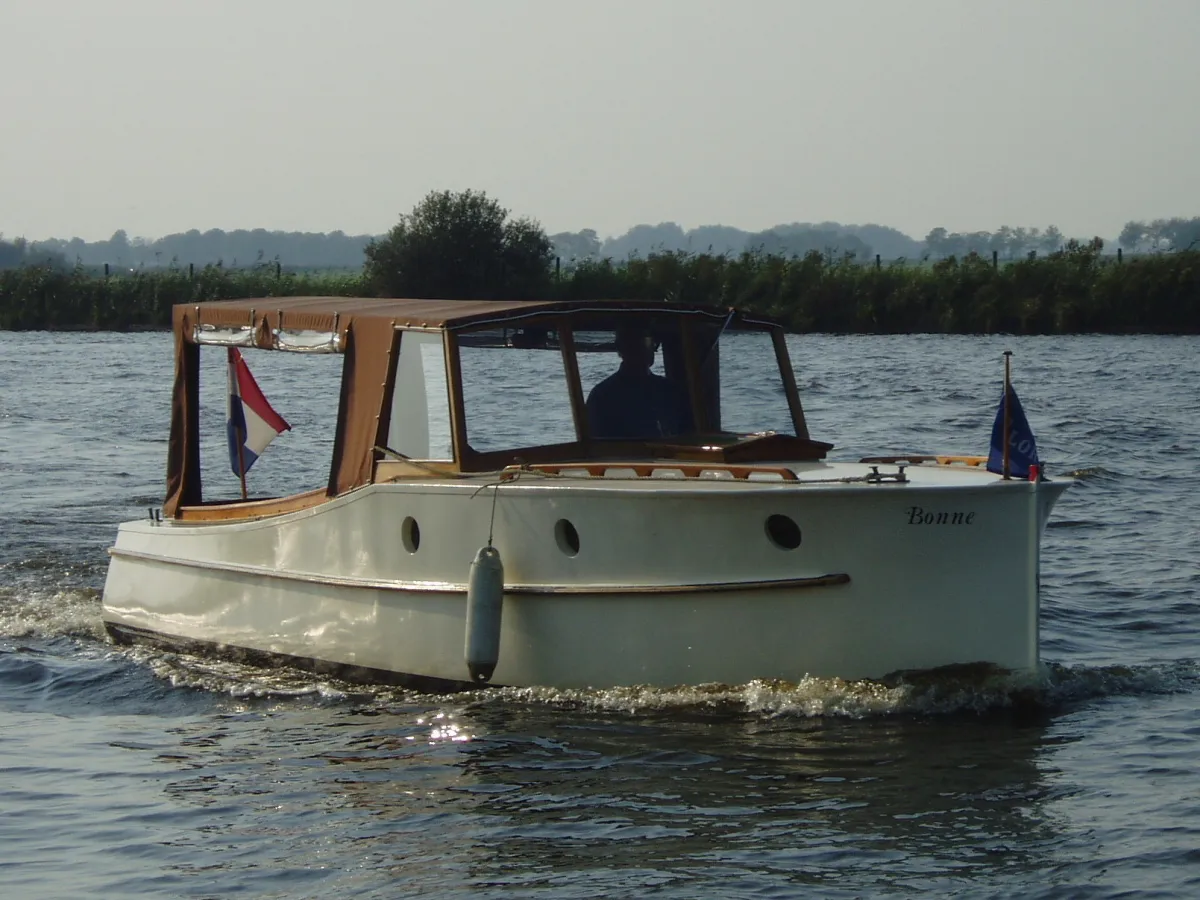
[169,680,1057,893]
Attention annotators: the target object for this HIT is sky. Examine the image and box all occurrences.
[2,0,1198,243]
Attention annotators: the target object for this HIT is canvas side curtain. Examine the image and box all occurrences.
[327,321,398,497]
[164,308,397,517]
[164,305,202,517]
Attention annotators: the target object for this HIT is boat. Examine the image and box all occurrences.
[101,296,1070,690]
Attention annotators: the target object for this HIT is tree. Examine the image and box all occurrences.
[0,236,24,269]
[364,190,554,299]
[600,223,688,259]
[1118,221,1145,251]
[992,226,1015,258]
[745,226,872,261]
[924,227,949,257]
[550,229,601,262]
[1155,217,1200,252]
[1040,225,1064,255]
[107,229,130,265]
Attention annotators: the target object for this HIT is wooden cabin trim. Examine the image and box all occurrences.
[558,324,590,442]
[456,431,830,473]
[374,459,464,481]
[175,488,330,522]
[772,326,810,440]
[443,330,469,473]
[516,462,800,482]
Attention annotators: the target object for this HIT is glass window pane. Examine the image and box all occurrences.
[719,330,795,435]
[459,345,576,452]
[198,346,341,499]
[577,326,694,440]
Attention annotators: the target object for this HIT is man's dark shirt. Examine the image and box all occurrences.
[586,365,693,439]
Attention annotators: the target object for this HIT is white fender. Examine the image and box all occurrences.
[464,545,504,684]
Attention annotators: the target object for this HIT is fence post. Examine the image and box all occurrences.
[992,250,998,269]
[1117,248,1123,263]
[104,263,109,279]
[276,261,282,279]
[189,263,194,280]
[556,256,561,282]
[875,254,881,270]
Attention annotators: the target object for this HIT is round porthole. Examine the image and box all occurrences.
[765,514,801,550]
[554,519,580,557]
[401,516,421,553]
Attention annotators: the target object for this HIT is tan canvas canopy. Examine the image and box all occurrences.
[164,297,799,517]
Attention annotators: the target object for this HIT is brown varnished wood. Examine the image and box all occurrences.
[772,326,810,440]
[559,325,590,442]
[176,488,330,521]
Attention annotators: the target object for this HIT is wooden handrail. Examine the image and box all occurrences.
[859,455,988,467]
[175,487,330,521]
[511,462,799,482]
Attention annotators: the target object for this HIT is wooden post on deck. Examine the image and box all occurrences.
[234,424,249,501]
[1002,350,1012,480]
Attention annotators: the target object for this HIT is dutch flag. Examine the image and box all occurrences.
[227,347,290,477]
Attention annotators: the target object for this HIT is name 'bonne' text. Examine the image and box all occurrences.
[907,507,975,525]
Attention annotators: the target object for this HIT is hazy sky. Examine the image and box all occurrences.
[3,0,1198,242]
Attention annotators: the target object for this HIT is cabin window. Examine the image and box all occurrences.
[197,346,342,500]
[458,336,577,452]
[716,329,796,436]
[387,330,453,460]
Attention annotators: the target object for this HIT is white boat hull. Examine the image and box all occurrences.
[102,463,1068,689]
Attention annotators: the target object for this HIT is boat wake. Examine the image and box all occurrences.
[0,584,106,642]
[482,659,1200,718]
[2,583,1196,719]
[83,645,1200,720]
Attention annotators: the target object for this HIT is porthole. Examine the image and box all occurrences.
[765,514,801,550]
[554,518,580,557]
[401,516,421,553]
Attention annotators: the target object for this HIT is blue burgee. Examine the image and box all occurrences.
[986,385,1039,478]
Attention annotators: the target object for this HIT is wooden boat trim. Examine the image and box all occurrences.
[175,488,330,521]
[514,462,801,482]
[860,455,988,467]
[558,324,590,442]
[444,329,470,470]
[108,547,849,595]
[374,458,462,481]
[773,326,810,440]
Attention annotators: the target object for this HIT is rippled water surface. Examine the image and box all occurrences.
[2,331,1199,898]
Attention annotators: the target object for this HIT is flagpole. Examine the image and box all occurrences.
[235,421,249,501]
[998,350,1008,480]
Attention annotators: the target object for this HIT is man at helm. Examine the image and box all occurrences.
[586,326,693,440]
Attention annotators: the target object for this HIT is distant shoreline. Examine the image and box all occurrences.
[3,246,1198,335]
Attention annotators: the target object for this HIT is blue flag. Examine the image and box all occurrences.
[986,386,1039,478]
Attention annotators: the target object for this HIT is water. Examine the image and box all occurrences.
[2,331,1200,898]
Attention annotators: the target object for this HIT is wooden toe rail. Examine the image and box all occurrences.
[859,455,988,467]
[512,462,799,481]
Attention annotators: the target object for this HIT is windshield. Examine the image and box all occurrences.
[446,316,797,457]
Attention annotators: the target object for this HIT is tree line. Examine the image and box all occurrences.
[3,191,1199,333]
[20,209,1199,272]
[0,229,374,271]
